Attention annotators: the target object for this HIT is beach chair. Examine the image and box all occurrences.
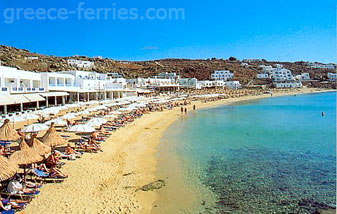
[0,191,39,201]
[1,209,15,214]
[28,169,66,184]
[1,198,27,212]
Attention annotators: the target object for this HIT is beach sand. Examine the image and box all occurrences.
[23,88,334,214]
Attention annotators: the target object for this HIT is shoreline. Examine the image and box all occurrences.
[24,88,335,214]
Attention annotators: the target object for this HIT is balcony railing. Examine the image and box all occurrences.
[49,83,73,87]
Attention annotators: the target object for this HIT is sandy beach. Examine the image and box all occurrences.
[23,88,334,214]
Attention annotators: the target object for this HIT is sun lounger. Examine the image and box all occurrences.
[28,169,66,183]
[1,209,15,214]
[0,191,39,200]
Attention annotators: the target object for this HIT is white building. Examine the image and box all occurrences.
[243,59,262,63]
[259,65,273,72]
[156,72,180,80]
[0,66,47,112]
[25,56,39,61]
[40,72,76,92]
[271,69,294,82]
[198,80,241,89]
[274,64,284,69]
[257,73,270,79]
[179,78,201,89]
[295,73,310,81]
[0,66,45,95]
[67,59,94,69]
[0,66,138,113]
[225,81,241,89]
[210,70,233,81]
[306,62,335,70]
[127,76,179,90]
[241,63,249,68]
[274,81,303,88]
[198,80,214,88]
[327,73,337,82]
[107,73,123,79]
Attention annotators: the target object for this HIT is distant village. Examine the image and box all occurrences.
[0,56,335,114]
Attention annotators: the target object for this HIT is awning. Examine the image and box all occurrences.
[8,95,31,104]
[39,92,69,97]
[0,95,14,106]
[24,94,45,102]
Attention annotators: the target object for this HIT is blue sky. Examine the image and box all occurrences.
[0,0,335,62]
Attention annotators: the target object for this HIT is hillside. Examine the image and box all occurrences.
[0,45,334,87]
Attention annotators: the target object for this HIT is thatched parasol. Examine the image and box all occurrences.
[9,138,43,183]
[9,138,43,165]
[40,124,66,147]
[0,119,20,141]
[30,134,51,156]
[0,156,18,182]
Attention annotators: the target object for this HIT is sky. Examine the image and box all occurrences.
[0,0,335,62]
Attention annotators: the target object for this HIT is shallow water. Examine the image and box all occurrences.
[154,92,336,214]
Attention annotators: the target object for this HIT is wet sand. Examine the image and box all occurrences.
[23,88,334,214]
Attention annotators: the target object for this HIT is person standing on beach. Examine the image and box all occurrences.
[181,107,184,113]
[193,105,196,111]
[184,108,187,114]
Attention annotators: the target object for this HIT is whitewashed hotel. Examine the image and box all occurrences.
[327,73,337,82]
[0,66,135,114]
[274,81,303,88]
[306,62,335,70]
[178,78,202,89]
[210,70,234,81]
[67,59,94,69]
[0,66,245,114]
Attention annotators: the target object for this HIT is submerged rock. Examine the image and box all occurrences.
[139,180,166,191]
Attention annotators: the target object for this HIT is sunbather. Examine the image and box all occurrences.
[54,150,71,159]
[0,145,5,156]
[90,132,98,140]
[0,200,13,213]
[65,144,82,156]
[31,163,49,173]
[98,125,106,133]
[88,139,101,150]
[49,166,68,179]
[1,197,29,210]
[45,152,64,168]
[6,175,37,195]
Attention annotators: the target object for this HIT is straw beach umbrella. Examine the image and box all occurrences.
[40,125,66,147]
[29,134,51,156]
[0,119,20,142]
[9,138,43,183]
[0,156,18,182]
[9,138,43,165]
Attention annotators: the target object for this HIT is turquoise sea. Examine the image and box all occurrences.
[156,92,336,214]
